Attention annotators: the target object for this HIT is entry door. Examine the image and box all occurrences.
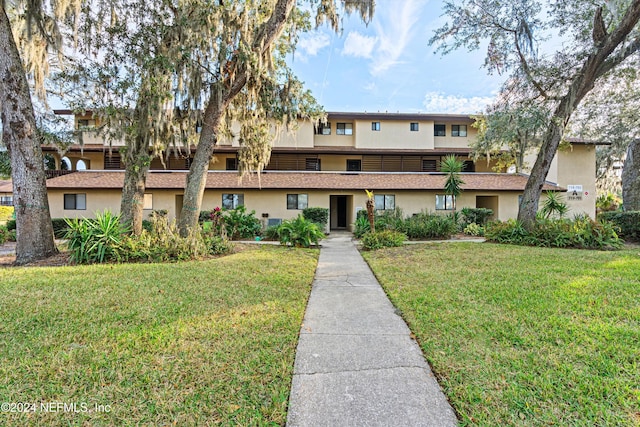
[337,196,347,228]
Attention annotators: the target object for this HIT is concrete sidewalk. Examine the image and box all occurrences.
[286,233,458,427]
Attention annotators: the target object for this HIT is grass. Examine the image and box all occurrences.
[0,245,317,426]
[362,243,640,426]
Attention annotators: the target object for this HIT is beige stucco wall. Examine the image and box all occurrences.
[557,144,596,218]
[49,187,528,229]
[353,120,434,149]
[272,121,315,148]
[524,144,596,218]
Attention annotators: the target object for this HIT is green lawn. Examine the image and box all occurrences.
[0,246,317,426]
[362,243,640,426]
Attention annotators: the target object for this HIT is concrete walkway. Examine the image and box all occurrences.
[287,233,458,426]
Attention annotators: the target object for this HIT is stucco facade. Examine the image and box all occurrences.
[44,111,598,228]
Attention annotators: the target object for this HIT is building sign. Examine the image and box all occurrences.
[567,185,583,201]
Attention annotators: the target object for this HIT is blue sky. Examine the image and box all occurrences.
[289,0,507,114]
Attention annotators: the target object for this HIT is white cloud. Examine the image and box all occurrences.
[422,92,495,114]
[370,0,423,75]
[298,32,331,58]
[342,32,378,59]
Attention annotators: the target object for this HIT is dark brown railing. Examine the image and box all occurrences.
[45,170,77,179]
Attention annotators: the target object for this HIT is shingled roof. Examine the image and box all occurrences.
[0,179,12,193]
[46,171,563,192]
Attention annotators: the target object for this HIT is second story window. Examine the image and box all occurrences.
[346,159,362,171]
[336,123,353,135]
[305,158,321,171]
[410,122,419,131]
[226,158,238,170]
[315,122,331,135]
[452,125,467,137]
[371,121,380,131]
[77,119,96,129]
[434,124,446,136]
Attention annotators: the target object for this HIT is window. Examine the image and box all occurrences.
[336,123,353,135]
[346,159,362,171]
[104,153,122,169]
[226,158,238,170]
[64,193,86,210]
[305,158,321,171]
[222,193,244,210]
[463,160,475,172]
[315,122,331,135]
[287,194,308,210]
[410,122,419,131]
[436,194,455,210]
[374,194,395,211]
[77,119,96,129]
[143,194,153,210]
[371,121,380,131]
[452,125,467,137]
[434,124,446,136]
[0,196,13,206]
[422,159,437,172]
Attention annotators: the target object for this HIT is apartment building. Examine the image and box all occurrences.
[44,111,596,230]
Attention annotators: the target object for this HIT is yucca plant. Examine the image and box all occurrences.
[440,155,465,214]
[65,211,129,263]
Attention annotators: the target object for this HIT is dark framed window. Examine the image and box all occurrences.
[434,124,446,136]
[226,158,238,170]
[422,159,437,172]
[336,123,353,135]
[222,193,244,210]
[287,194,308,210]
[64,193,86,210]
[374,194,395,211]
[346,159,362,171]
[452,125,467,137]
[371,121,380,131]
[315,122,331,135]
[305,158,321,171]
[1,196,13,206]
[410,122,419,131]
[463,160,475,172]
[436,194,455,210]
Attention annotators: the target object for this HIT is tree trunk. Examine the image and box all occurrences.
[517,122,564,226]
[177,99,225,236]
[622,138,640,211]
[0,7,57,264]
[120,142,150,236]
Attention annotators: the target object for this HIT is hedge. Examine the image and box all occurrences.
[598,211,640,241]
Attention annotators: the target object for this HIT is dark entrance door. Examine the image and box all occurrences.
[337,196,347,228]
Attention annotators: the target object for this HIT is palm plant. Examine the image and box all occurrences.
[440,155,465,213]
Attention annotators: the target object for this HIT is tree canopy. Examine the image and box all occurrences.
[431,0,640,225]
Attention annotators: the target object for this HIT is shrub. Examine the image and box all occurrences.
[464,223,484,236]
[460,207,493,227]
[0,206,13,222]
[354,216,370,239]
[598,211,640,241]
[51,218,71,238]
[540,191,569,219]
[400,212,457,239]
[123,215,228,262]
[223,206,261,240]
[485,217,621,250]
[263,225,281,241]
[6,219,15,231]
[65,211,130,264]
[302,207,329,230]
[278,215,324,247]
[142,219,153,232]
[0,225,8,244]
[361,230,406,250]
